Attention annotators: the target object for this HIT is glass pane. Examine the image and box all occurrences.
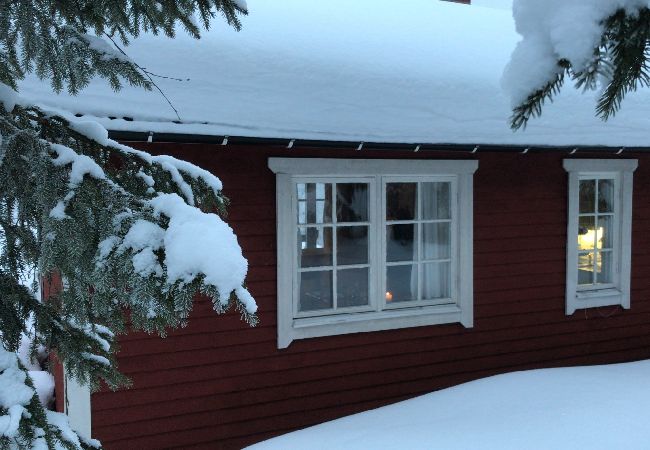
[386,265,417,303]
[577,216,596,250]
[299,271,333,311]
[597,251,613,284]
[578,252,594,285]
[337,226,368,265]
[597,215,613,249]
[337,268,369,307]
[386,183,417,221]
[336,183,368,222]
[421,182,450,220]
[423,223,450,260]
[598,179,614,213]
[579,180,596,214]
[298,227,332,268]
[297,183,332,224]
[386,224,416,262]
[422,262,450,300]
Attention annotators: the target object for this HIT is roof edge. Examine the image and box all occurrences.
[109,130,650,154]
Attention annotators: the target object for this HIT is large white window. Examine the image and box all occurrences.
[564,159,637,314]
[269,158,477,348]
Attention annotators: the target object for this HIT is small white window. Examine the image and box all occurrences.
[564,159,637,314]
[269,158,478,348]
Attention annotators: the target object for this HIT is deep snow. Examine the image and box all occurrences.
[16,0,650,147]
[248,360,650,450]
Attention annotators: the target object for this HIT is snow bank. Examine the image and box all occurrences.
[17,0,650,147]
[248,359,650,450]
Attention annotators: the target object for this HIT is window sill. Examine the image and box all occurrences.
[279,304,471,348]
[567,288,628,314]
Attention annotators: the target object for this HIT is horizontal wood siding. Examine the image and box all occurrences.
[92,144,650,449]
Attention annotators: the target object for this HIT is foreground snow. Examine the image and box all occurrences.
[249,360,650,450]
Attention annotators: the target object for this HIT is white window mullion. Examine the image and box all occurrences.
[379,176,387,311]
[332,183,338,310]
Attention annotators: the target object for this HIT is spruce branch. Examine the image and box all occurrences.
[511,6,650,128]
[510,62,568,130]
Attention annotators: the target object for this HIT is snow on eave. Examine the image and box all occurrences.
[16,0,650,148]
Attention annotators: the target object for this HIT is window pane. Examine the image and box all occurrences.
[386,265,417,303]
[297,183,332,224]
[298,227,332,267]
[387,224,416,262]
[577,216,596,250]
[597,251,613,284]
[422,262,450,300]
[598,179,614,213]
[337,226,368,265]
[578,252,594,285]
[421,182,450,220]
[597,215,613,249]
[579,180,596,214]
[299,271,333,311]
[423,222,450,260]
[386,183,417,221]
[336,183,368,222]
[337,268,369,307]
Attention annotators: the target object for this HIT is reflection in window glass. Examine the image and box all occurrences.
[386,265,417,303]
[337,268,369,307]
[299,271,333,311]
[337,184,368,222]
[577,177,615,286]
[297,183,332,224]
[386,183,417,220]
[336,226,368,265]
[423,223,450,260]
[298,227,332,268]
[422,262,450,300]
[579,180,595,213]
[421,182,450,220]
[598,179,614,213]
[386,224,416,262]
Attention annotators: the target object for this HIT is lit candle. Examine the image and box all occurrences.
[385,291,393,302]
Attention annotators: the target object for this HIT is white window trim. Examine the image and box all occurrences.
[269,158,478,348]
[563,159,637,315]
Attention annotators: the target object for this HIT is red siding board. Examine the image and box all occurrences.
[93,144,650,448]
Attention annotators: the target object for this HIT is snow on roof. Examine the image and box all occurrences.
[17,0,650,147]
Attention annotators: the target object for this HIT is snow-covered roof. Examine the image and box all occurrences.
[17,0,650,147]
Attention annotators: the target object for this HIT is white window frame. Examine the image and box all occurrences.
[269,158,478,348]
[564,159,637,315]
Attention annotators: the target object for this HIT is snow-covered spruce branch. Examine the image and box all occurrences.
[505,2,650,129]
[0,99,257,447]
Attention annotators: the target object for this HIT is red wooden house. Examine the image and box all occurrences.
[22,0,650,448]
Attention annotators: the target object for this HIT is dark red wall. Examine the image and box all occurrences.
[91,144,650,449]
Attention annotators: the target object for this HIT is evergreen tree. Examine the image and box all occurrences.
[0,2,255,448]
[510,6,650,130]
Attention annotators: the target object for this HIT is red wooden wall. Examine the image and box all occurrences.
[90,144,650,449]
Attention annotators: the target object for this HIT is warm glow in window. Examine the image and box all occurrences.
[577,178,614,286]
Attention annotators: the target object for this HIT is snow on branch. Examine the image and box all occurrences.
[504,0,650,128]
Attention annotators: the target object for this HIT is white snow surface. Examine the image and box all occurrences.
[149,193,256,313]
[503,0,650,108]
[16,0,650,147]
[0,346,36,439]
[248,359,650,450]
[0,82,18,112]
